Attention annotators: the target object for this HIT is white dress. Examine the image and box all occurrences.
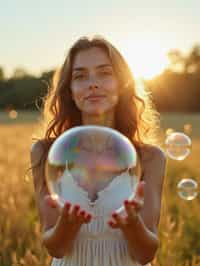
[51,168,151,266]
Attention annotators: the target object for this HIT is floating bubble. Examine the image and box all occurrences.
[165,128,174,136]
[183,123,192,135]
[45,126,138,219]
[165,132,191,160]
[177,178,198,200]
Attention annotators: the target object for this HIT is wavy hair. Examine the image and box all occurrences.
[32,35,160,170]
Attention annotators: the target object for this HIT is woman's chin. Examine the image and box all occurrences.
[84,107,108,116]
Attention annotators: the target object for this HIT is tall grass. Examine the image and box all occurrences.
[0,112,200,265]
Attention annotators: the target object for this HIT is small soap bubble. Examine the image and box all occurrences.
[165,128,174,136]
[165,132,191,160]
[183,123,192,135]
[177,178,198,201]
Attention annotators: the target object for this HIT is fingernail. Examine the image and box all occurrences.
[86,214,92,220]
[80,210,85,216]
[112,212,118,218]
[124,200,129,205]
[65,202,71,210]
[74,204,80,210]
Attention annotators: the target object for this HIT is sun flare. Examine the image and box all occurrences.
[120,40,169,79]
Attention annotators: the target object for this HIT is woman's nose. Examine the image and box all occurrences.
[89,84,99,90]
[88,76,99,90]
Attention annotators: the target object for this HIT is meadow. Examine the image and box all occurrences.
[0,111,200,266]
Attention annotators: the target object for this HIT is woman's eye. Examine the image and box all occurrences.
[99,71,112,76]
[73,74,85,80]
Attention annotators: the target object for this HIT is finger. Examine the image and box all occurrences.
[136,181,145,199]
[129,198,144,212]
[44,194,58,208]
[63,201,71,216]
[58,201,71,226]
[124,200,138,221]
[77,209,92,224]
[124,200,133,215]
[71,204,81,219]
[44,194,63,215]
[111,212,125,228]
[107,220,119,229]
[84,213,92,224]
[79,209,88,223]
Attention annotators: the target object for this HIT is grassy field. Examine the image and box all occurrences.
[0,111,200,266]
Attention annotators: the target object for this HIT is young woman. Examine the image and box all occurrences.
[30,35,166,266]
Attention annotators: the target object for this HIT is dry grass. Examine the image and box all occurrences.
[0,112,200,266]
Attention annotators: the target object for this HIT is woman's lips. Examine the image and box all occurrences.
[87,95,105,101]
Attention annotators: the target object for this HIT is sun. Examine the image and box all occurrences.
[120,40,169,79]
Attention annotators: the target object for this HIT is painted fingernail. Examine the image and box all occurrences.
[112,212,118,218]
[86,214,92,220]
[80,210,85,216]
[74,204,80,211]
[108,220,112,225]
[124,200,129,205]
[65,202,71,209]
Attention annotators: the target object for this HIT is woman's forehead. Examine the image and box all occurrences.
[72,47,112,70]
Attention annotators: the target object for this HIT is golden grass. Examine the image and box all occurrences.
[0,112,200,266]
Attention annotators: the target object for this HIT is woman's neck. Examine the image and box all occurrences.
[81,110,116,129]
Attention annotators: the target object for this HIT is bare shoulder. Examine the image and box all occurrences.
[30,138,54,163]
[139,144,167,179]
[31,140,45,156]
[140,144,166,165]
[30,139,47,166]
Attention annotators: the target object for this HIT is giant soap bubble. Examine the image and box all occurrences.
[45,126,138,219]
[165,132,191,160]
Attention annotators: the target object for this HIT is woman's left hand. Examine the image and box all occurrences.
[107,181,145,232]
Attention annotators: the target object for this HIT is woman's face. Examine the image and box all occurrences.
[70,47,119,115]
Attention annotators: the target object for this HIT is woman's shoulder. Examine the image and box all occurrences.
[31,139,47,154]
[139,143,166,165]
[30,138,54,162]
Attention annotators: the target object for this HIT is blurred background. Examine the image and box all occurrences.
[0,1,200,265]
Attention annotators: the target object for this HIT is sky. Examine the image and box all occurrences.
[1,0,200,79]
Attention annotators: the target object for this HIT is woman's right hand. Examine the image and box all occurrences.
[42,195,93,258]
[44,194,92,234]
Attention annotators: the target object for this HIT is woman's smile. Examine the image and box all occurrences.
[86,95,106,102]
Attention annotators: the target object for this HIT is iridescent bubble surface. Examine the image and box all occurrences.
[45,126,138,218]
[177,178,198,201]
[165,132,191,160]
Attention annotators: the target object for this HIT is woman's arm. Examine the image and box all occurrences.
[30,140,92,258]
[108,145,166,265]
[30,140,60,232]
[126,145,166,264]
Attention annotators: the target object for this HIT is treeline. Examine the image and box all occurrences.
[0,45,200,112]
[147,70,200,112]
[146,44,200,112]
[0,71,53,110]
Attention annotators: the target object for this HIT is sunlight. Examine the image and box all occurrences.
[120,40,169,79]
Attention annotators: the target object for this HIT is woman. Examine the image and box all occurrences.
[30,35,166,266]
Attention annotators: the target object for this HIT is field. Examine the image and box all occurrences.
[0,111,200,266]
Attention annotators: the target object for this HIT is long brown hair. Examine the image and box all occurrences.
[31,35,160,175]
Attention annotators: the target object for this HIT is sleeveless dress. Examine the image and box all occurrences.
[51,168,151,266]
